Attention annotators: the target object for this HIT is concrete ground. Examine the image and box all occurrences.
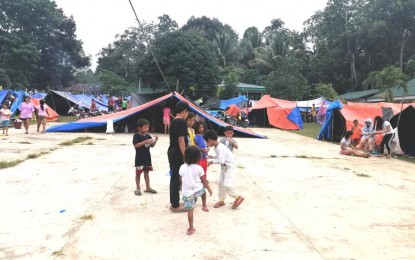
[0,125,414,259]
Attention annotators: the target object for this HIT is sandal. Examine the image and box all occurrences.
[134,189,142,196]
[144,188,157,194]
[170,206,187,213]
[232,197,245,209]
[213,202,225,208]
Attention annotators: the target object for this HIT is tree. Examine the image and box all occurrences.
[363,65,408,101]
[0,0,90,88]
[212,26,238,68]
[96,69,131,96]
[238,27,262,65]
[155,14,178,36]
[314,83,339,101]
[219,67,241,99]
[181,16,225,41]
[140,31,220,97]
[0,68,11,88]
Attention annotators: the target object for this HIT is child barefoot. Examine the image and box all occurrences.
[132,119,158,195]
[204,130,245,210]
[180,146,212,235]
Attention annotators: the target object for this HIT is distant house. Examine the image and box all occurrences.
[339,89,381,102]
[367,78,415,102]
[236,82,266,100]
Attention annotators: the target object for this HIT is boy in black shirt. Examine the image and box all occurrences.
[132,118,158,195]
[168,101,190,212]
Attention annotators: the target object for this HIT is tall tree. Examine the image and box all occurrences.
[363,65,408,101]
[0,0,90,88]
[140,31,220,97]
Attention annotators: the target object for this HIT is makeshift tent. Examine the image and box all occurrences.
[390,105,415,156]
[316,100,331,125]
[0,90,11,104]
[31,98,59,121]
[45,91,81,115]
[31,93,47,99]
[248,95,303,130]
[318,101,394,142]
[202,97,221,110]
[219,95,248,110]
[46,92,265,138]
[225,104,241,117]
[130,92,166,107]
[296,97,325,112]
[74,94,108,112]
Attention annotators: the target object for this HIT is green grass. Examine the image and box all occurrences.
[57,116,78,123]
[0,159,23,169]
[80,214,94,220]
[51,249,65,257]
[287,122,321,139]
[59,136,93,146]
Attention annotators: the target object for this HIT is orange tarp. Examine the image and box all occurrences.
[225,104,241,117]
[340,105,383,131]
[347,102,415,115]
[31,98,59,121]
[252,95,300,130]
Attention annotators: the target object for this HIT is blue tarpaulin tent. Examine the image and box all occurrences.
[47,92,265,138]
[317,100,344,140]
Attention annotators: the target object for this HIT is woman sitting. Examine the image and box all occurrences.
[340,131,369,158]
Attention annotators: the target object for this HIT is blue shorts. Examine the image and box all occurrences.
[183,188,206,209]
[2,120,10,127]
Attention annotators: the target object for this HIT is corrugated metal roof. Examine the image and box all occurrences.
[339,89,381,100]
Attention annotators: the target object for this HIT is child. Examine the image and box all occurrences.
[340,130,369,158]
[36,99,49,134]
[350,119,362,146]
[187,112,196,146]
[194,121,209,177]
[1,103,11,136]
[220,126,238,152]
[132,118,159,195]
[179,146,212,235]
[204,130,244,209]
[356,118,375,153]
[374,116,394,159]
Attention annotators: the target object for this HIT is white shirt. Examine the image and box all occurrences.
[213,142,235,166]
[383,121,394,135]
[340,137,350,149]
[179,164,205,197]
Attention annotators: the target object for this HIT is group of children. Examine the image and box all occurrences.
[132,105,244,235]
[1,97,49,136]
[340,116,395,159]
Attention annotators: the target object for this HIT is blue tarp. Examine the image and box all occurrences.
[74,94,107,111]
[317,100,343,140]
[0,90,10,104]
[31,93,47,99]
[219,96,248,110]
[287,107,304,129]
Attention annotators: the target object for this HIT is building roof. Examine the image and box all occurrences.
[237,82,266,92]
[369,78,415,101]
[339,89,381,100]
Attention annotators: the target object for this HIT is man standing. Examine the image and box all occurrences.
[168,101,189,212]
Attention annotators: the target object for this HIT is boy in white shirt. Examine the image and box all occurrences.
[204,130,244,209]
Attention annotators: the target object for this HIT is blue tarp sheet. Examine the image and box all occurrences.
[0,90,10,104]
[287,107,304,129]
[219,96,248,110]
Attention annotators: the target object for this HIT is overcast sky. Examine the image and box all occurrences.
[53,0,328,69]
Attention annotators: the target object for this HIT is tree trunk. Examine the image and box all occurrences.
[176,78,179,92]
[351,53,357,89]
[399,28,407,70]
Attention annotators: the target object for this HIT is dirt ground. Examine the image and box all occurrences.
[0,125,414,259]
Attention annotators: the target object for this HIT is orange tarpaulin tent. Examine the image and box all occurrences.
[31,98,59,121]
[249,95,302,130]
